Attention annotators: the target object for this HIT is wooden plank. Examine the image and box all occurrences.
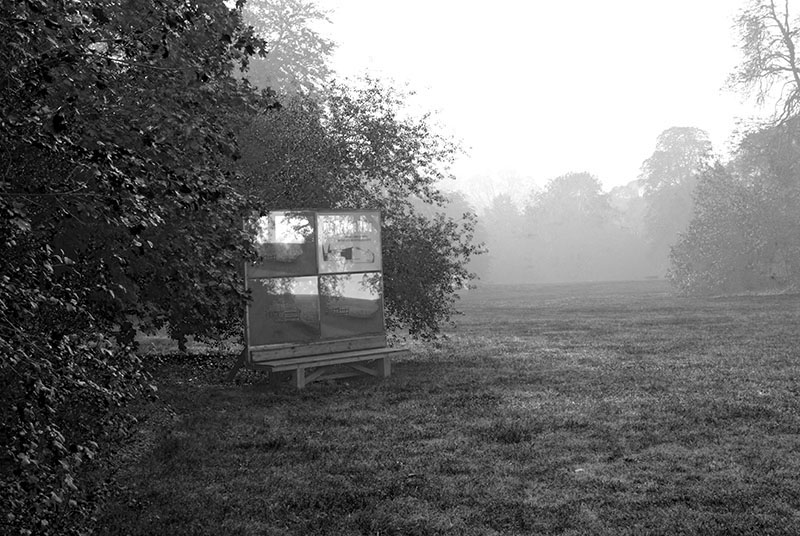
[249,335,387,364]
[379,356,391,378]
[293,368,306,389]
[307,370,363,383]
[246,345,408,389]
[267,346,407,365]
[304,367,327,384]
[266,348,407,371]
[347,363,380,377]
[269,355,379,372]
[225,347,248,382]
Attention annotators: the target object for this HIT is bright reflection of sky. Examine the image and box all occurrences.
[323,274,379,300]
[322,0,776,200]
[254,213,310,244]
[256,276,318,295]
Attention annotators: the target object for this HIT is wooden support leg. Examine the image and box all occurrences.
[379,356,391,378]
[226,348,248,382]
[293,367,306,389]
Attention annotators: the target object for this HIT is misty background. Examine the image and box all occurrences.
[445,126,710,284]
[242,0,799,292]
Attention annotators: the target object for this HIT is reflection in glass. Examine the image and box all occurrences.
[319,273,384,339]
[248,276,320,345]
[249,211,317,277]
[317,212,381,274]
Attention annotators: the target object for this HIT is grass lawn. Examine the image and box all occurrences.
[95,280,800,535]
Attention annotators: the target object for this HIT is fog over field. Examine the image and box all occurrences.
[455,130,704,284]
[4,1,800,534]
[322,0,798,291]
[455,121,800,290]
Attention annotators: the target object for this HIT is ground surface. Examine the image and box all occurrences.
[96,280,800,535]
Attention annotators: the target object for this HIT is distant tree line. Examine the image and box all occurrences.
[478,127,711,284]
[479,0,800,294]
[670,0,800,294]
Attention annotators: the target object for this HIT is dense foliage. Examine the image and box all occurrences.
[522,173,646,282]
[476,127,715,284]
[0,1,267,532]
[2,1,480,531]
[237,81,480,337]
[241,0,334,94]
[669,0,800,294]
[670,119,800,293]
[479,172,656,284]
[639,127,713,274]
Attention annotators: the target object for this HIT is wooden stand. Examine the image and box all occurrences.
[265,347,406,389]
[227,345,408,389]
[236,210,401,389]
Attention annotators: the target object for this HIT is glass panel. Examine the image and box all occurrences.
[249,211,317,278]
[317,212,381,274]
[248,276,320,345]
[319,273,384,339]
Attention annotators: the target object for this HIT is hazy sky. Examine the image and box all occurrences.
[321,0,771,199]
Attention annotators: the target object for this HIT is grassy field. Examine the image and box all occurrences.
[95,280,800,535]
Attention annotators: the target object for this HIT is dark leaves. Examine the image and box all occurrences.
[90,7,109,25]
[1,0,265,533]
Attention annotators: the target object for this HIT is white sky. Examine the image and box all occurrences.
[320,0,773,203]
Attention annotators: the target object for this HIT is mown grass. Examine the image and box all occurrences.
[95,280,800,535]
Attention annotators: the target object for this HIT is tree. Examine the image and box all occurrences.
[669,164,760,293]
[236,78,480,338]
[413,190,490,283]
[640,127,713,274]
[670,118,800,293]
[730,0,800,120]
[241,0,335,94]
[608,179,647,238]
[2,1,482,530]
[669,1,800,295]
[522,172,644,282]
[482,194,527,283]
[527,173,611,282]
[1,1,265,532]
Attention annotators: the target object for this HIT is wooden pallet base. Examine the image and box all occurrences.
[227,347,408,388]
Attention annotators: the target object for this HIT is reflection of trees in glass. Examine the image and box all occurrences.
[320,273,381,301]
[319,274,346,301]
[276,211,315,242]
[320,273,381,319]
[254,212,313,245]
[256,276,318,296]
[359,272,382,297]
[256,276,320,324]
[318,213,378,243]
[251,211,315,264]
[256,277,294,295]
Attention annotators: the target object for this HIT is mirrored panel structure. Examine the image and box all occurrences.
[248,211,317,278]
[317,212,381,274]
[247,276,321,346]
[245,210,385,359]
[319,273,384,339]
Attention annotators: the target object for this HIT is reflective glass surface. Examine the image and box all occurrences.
[317,212,381,274]
[319,273,384,339]
[248,276,320,345]
[249,211,317,278]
